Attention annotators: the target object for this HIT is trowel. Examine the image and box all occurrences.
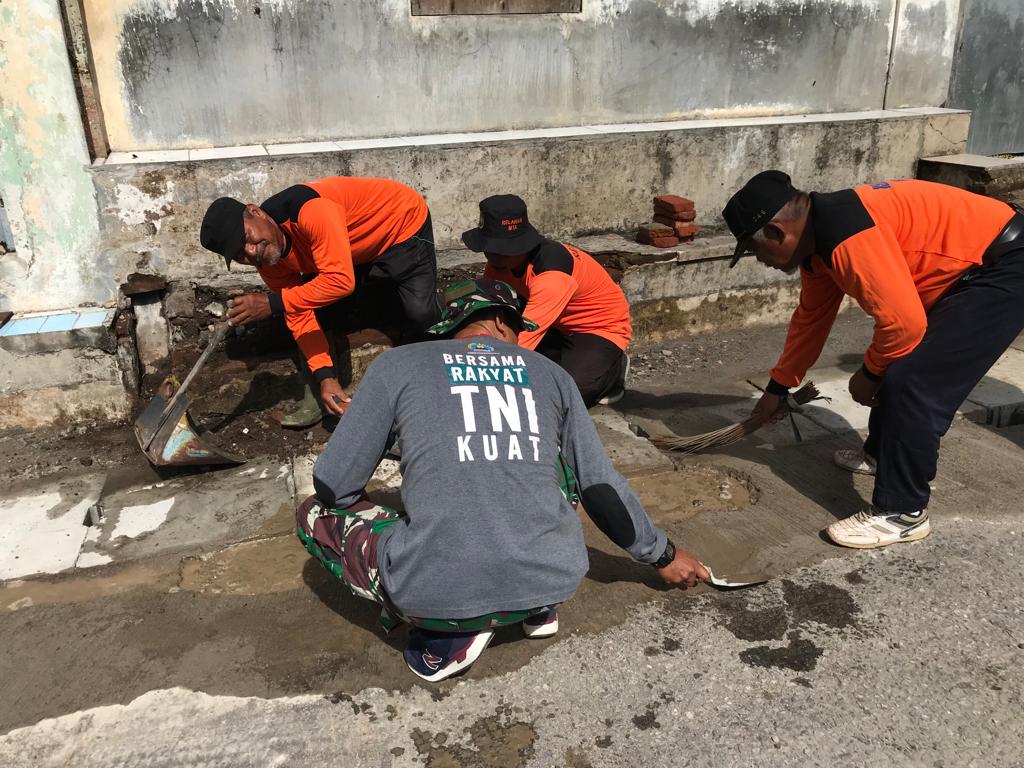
[133,322,245,467]
[701,563,768,590]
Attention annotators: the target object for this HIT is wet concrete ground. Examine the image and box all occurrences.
[3,312,1024,766]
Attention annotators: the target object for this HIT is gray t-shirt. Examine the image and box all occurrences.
[312,336,667,618]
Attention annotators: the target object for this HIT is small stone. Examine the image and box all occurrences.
[204,302,225,318]
[662,349,673,357]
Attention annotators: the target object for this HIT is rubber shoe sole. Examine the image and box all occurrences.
[405,630,494,683]
[826,518,931,549]
[522,613,559,639]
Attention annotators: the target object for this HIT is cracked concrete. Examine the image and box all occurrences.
[1,314,1023,765]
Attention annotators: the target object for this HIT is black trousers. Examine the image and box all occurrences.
[362,213,442,332]
[537,329,625,408]
[865,247,1024,512]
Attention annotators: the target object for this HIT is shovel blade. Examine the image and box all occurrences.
[134,376,245,467]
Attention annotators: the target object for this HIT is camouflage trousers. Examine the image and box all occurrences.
[295,496,550,633]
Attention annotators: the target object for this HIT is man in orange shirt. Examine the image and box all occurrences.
[725,170,1024,549]
[200,177,441,427]
[461,195,631,407]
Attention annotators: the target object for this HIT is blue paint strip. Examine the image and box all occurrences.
[72,310,110,329]
[0,316,47,336]
[39,313,79,333]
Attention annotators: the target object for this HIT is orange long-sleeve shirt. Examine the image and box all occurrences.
[483,240,631,351]
[257,177,428,375]
[771,180,1015,388]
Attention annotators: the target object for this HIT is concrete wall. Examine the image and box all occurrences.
[885,0,963,109]
[89,109,969,284]
[0,0,101,313]
[949,0,1024,155]
[81,0,960,152]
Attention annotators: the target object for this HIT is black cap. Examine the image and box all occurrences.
[461,194,544,256]
[200,197,246,269]
[722,171,799,268]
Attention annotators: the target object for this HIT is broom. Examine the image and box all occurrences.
[647,381,826,454]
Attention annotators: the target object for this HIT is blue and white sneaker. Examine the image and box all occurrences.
[404,628,495,682]
[522,608,559,639]
[826,507,930,549]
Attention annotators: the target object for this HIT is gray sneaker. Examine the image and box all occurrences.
[833,448,877,476]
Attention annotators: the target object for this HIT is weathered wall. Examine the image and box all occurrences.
[949,0,1024,155]
[89,109,969,283]
[885,0,963,109]
[79,0,946,152]
[0,0,102,313]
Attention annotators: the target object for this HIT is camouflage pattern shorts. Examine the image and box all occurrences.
[295,495,550,633]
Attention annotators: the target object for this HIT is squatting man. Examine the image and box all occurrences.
[294,278,708,681]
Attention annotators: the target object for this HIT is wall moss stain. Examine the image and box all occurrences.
[86,0,906,150]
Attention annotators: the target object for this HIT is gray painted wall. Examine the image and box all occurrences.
[81,0,963,151]
[949,0,1024,155]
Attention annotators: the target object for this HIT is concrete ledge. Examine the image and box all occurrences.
[90,108,970,290]
[917,153,1024,197]
[0,382,131,432]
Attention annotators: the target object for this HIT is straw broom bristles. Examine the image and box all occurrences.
[647,382,824,454]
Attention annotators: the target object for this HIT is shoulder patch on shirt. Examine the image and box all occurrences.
[531,241,574,276]
[809,189,875,269]
[260,184,320,226]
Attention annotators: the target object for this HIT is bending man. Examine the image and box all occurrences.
[725,170,1024,549]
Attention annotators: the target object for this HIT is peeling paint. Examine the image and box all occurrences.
[0,0,101,313]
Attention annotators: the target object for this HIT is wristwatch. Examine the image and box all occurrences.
[651,539,676,569]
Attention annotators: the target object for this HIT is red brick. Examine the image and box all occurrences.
[637,222,674,239]
[653,214,698,233]
[636,224,679,247]
[653,194,695,214]
[674,223,699,238]
[652,208,696,223]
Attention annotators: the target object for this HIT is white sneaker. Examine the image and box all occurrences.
[522,608,559,638]
[825,508,930,549]
[833,448,877,476]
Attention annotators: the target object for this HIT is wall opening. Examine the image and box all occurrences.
[411,0,582,14]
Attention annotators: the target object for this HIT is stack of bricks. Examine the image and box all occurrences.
[636,194,699,248]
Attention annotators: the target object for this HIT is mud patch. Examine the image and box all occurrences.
[632,703,661,731]
[628,466,753,524]
[411,712,537,768]
[740,630,823,672]
[713,579,863,672]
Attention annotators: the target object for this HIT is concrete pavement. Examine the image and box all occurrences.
[2,312,1024,766]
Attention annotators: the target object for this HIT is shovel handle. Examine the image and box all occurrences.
[142,322,230,450]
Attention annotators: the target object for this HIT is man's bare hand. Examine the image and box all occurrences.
[226,293,272,326]
[320,378,352,417]
[751,391,786,424]
[657,548,710,588]
[848,367,881,407]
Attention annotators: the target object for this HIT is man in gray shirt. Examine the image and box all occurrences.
[296,278,708,682]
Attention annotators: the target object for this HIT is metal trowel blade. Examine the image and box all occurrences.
[702,564,768,590]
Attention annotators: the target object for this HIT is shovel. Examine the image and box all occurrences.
[134,322,244,467]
